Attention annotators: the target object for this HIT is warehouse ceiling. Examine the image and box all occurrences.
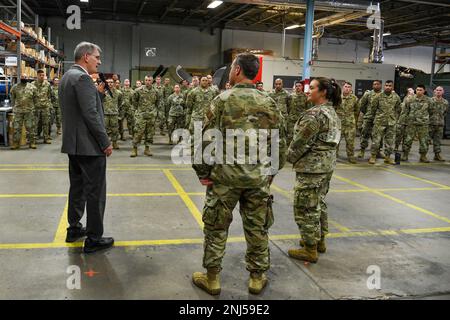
[2,0,450,49]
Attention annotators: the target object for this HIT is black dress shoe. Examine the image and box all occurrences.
[83,237,114,254]
[65,227,87,243]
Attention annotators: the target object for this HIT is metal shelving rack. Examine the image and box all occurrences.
[0,0,64,87]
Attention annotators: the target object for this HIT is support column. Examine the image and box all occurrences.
[302,0,314,92]
[430,38,437,88]
[17,0,21,84]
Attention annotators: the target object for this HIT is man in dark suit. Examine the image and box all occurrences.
[59,41,114,253]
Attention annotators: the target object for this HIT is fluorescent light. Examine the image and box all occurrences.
[285,24,300,30]
[371,32,391,38]
[80,0,89,3]
[208,1,223,9]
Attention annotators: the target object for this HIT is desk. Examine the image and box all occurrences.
[0,107,13,147]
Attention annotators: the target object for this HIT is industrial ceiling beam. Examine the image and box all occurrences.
[182,0,209,25]
[201,4,251,30]
[221,0,369,12]
[395,0,450,8]
[137,0,148,16]
[160,0,178,21]
[199,4,239,31]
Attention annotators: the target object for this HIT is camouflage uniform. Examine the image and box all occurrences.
[395,95,413,152]
[10,82,37,146]
[209,84,220,97]
[32,80,54,141]
[359,90,382,151]
[167,93,185,142]
[133,84,160,148]
[287,92,309,145]
[185,86,215,133]
[429,97,449,154]
[369,91,401,157]
[402,95,432,156]
[269,89,290,124]
[120,87,136,138]
[193,83,287,273]
[103,88,123,144]
[163,84,174,130]
[287,102,341,247]
[335,94,359,159]
[51,85,61,133]
[154,84,165,133]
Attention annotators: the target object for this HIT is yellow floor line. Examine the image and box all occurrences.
[379,167,450,188]
[163,169,204,229]
[1,226,449,250]
[333,174,450,225]
[271,184,351,232]
[53,200,68,243]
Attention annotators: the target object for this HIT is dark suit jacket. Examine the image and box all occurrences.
[59,65,110,156]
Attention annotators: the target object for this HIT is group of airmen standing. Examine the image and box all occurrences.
[9,69,62,150]
[97,73,222,158]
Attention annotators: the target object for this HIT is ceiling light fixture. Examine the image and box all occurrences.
[208,1,223,9]
[285,24,301,30]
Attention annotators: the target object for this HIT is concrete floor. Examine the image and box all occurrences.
[0,133,449,300]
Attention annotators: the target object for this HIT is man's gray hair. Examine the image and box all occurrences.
[74,42,102,61]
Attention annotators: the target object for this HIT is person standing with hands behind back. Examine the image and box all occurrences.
[59,42,114,254]
[287,77,341,264]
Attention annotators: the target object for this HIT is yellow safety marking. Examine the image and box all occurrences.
[0,192,205,198]
[163,169,204,228]
[53,200,68,243]
[1,226,449,250]
[271,184,351,232]
[334,174,450,225]
[379,167,450,188]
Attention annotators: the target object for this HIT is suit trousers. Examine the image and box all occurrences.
[67,155,107,240]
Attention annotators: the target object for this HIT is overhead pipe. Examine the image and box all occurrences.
[221,0,370,12]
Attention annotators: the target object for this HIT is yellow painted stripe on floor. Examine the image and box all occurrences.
[271,184,352,233]
[53,200,68,243]
[163,169,204,228]
[380,167,450,188]
[333,174,450,225]
[1,226,450,250]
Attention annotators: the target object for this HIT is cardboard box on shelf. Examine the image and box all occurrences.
[37,27,43,39]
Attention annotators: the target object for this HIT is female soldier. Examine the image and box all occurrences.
[287,77,342,263]
[167,84,185,144]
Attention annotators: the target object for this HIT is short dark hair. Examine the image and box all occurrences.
[373,80,382,84]
[344,81,352,86]
[256,81,263,86]
[314,77,342,107]
[234,53,260,80]
[37,69,45,74]
[385,80,394,84]
[417,84,426,90]
[295,81,304,86]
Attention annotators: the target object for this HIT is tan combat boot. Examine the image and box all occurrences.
[29,143,37,149]
[44,139,52,144]
[401,152,409,161]
[130,147,138,158]
[368,155,376,164]
[288,244,319,263]
[434,153,444,161]
[377,151,385,159]
[419,153,430,163]
[112,141,119,150]
[10,143,19,150]
[248,272,268,295]
[144,146,153,156]
[357,149,365,159]
[192,268,221,296]
[384,156,394,165]
[57,128,62,135]
[348,155,357,164]
[300,237,326,253]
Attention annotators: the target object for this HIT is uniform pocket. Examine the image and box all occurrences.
[264,195,275,229]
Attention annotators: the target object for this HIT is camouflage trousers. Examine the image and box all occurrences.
[104,115,119,143]
[133,112,155,147]
[168,115,185,142]
[403,124,429,154]
[337,124,356,157]
[371,123,395,157]
[157,105,166,132]
[286,119,298,147]
[360,119,373,150]
[294,172,332,247]
[395,124,406,152]
[54,106,61,130]
[201,183,274,273]
[13,112,35,145]
[34,108,51,141]
[429,125,444,154]
[119,108,135,138]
